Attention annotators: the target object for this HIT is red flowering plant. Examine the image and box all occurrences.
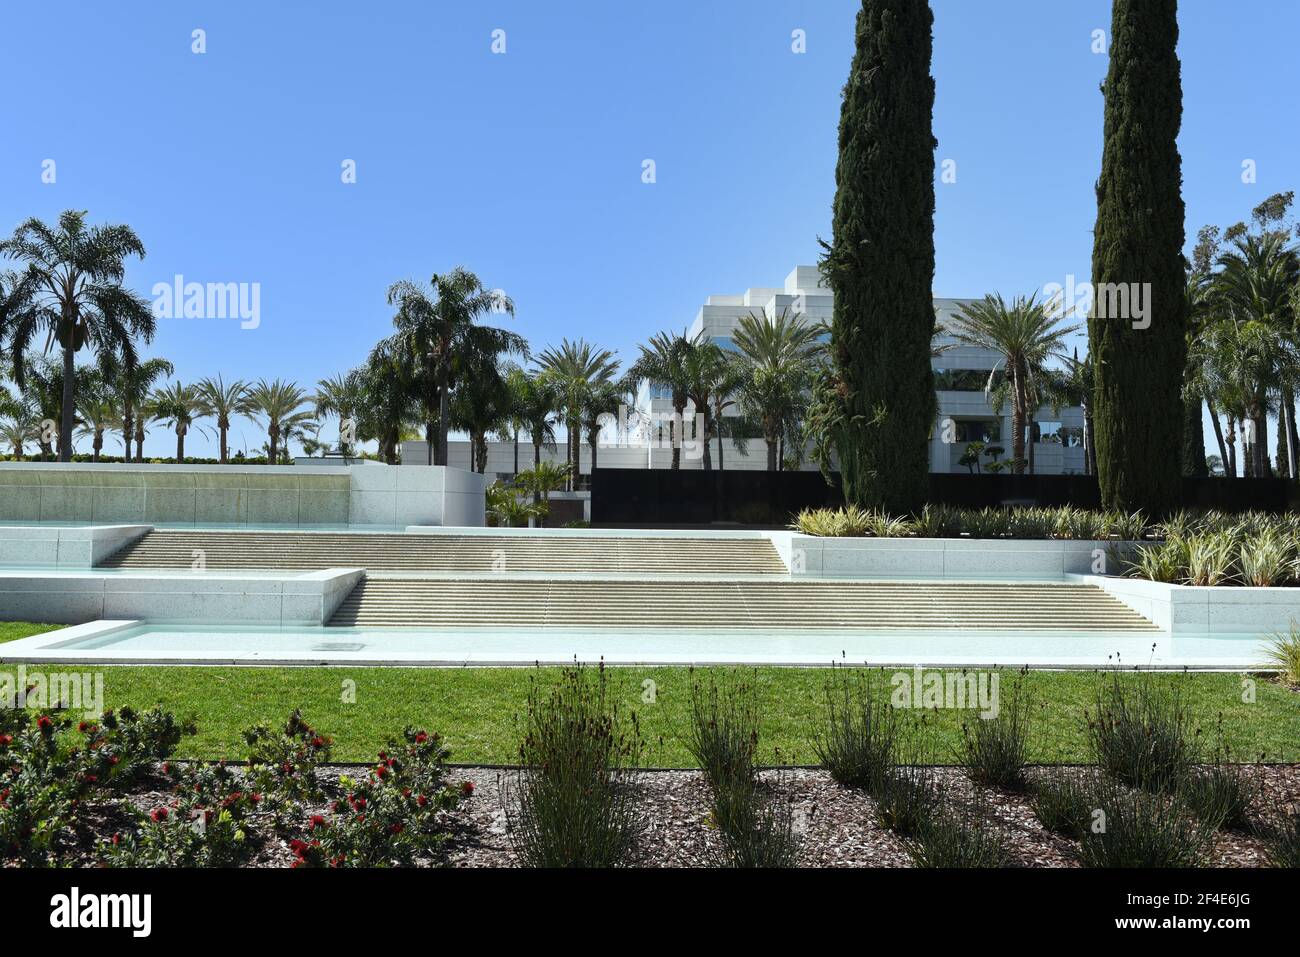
[98,761,261,867]
[241,710,333,825]
[290,727,464,868]
[77,706,195,790]
[0,709,99,864]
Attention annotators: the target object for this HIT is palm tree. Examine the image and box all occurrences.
[1208,231,1299,478]
[245,379,316,465]
[515,461,572,527]
[386,268,526,466]
[0,211,156,460]
[314,372,363,456]
[0,389,39,457]
[705,358,747,471]
[731,310,824,471]
[193,375,251,465]
[582,378,630,475]
[449,355,512,474]
[537,338,620,486]
[358,339,420,464]
[684,340,741,471]
[628,331,694,470]
[949,294,1081,475]
[148,381,205,462]
[73,371,119,462]
[101,354,174,463]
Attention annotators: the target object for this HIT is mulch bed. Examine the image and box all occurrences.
[18,764,1298,868]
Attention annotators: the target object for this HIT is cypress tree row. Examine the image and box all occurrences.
[1088,0,1187,513]
[820,0,936,514]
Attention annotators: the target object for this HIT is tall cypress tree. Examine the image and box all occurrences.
[1089,0,1187,513]
[820,0,936,514]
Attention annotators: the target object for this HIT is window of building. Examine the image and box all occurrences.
[954,419,1001,443]
[933,368,1000,391]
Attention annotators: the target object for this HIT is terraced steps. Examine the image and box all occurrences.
[328,578,1159,631]
[99,529,786,576]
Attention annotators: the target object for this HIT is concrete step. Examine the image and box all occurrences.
[100,529,786,575]
[328,578,1160,630]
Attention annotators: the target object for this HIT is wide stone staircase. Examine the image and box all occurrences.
[329,578,1158,631]
[99,529,788,575]
[100,528,1158,632]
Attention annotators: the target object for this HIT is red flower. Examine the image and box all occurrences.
[249,793,262,805]
[150,807,169,823]
[109,755,120,766]
[77,721,89,733]
[374,765,388,779]
[312,736,325,748]
[85,774,98,784]
[309,815,327,830]
[37,715,53,731]
[416,794,428,808]
[414,731,428,744]
[0,734,12,746]
[461,780,475,796]
[111,833,121,846]
[390,823,404,835]
[161,762,171,775]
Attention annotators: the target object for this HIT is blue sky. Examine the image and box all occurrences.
[2,0,1297,458]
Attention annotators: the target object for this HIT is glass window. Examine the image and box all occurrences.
[954,419,1001,443]
[933,368,1000,391]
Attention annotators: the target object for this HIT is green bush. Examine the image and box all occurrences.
[505,665,643,868]
[1086,673,1199,793]
[960,676,1033,790]
[814,669,898,793]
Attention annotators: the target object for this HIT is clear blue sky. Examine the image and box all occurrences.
[2,1,1296,458]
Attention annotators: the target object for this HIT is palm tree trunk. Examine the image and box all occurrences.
[1225,415,1238,478]
[1277,403,1291,479]
[716,409,725,471]
[176,429,185,463]
[513,426,520,476]
[92,430,102,463]
[1010,390,1026,476]
[532,441,542,505]
[1205,398,1228,477]
[122,410,133,463]
[765,437,778,472]
[1252,409,1269,477]
[589,434,598,474]
[268,427,278,466]
[59,341,75,462]
[1083,403,1096,475]
[135,427,145,463]
[219,422,229,464]
[436,388,450,466]
[701,410,713,470]
[671,405,684,470]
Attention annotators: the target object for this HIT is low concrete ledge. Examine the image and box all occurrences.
[0,568,364,626]
[1071,573,1300,635]
[786,535,1137,579]
[0,524,152,568]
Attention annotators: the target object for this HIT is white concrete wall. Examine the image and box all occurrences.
[0,568,364,626]
[786,535,1133,580]
[348,462,487,527]
[0,525,151,567]
[1072,573,1300,635]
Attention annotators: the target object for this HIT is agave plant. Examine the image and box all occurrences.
[865,510,913,538]
[1127,538,1188,584]
[1185,531,1239,586]
[1239,526,1294,587]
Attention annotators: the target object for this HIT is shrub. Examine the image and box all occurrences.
[1028,769,1101,838]
[686,670,759,795]
[1261,810,1300,868]
[1185,530,1239,586]
[1075,776,1217,868]
[1265,625,1300,685]
[101,762,261,868]
[911,504,963,538]
[1127,537,1187,583]
[960,676,1033,790]
[687,672,802,867]
[1105,510,1149,542]
[505,664,643,868]
[1180,741,1259,832]
[1007,507,1056,540]
[710,774,802,868]
[80,706,195,790]
[865,510,913,538]
[1086,673,1199,793]
[875,764,940,837]
[1238,525,1293,586]
[242,709,333,821]
[293,728,464,868]
[962,507,1011,540]
[813,668,898,794]
[1054,506,1108,541]
[904,800,1012,868]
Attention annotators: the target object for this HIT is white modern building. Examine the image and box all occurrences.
[410,264,1085,478]
[631,264,1086,475]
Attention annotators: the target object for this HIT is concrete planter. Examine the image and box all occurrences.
[785,534,1137,579]
[0,568,363,626]
[0,524,150,567]
[1073,573,1300,635]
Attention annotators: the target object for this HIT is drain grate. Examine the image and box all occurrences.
[310,642,367,652]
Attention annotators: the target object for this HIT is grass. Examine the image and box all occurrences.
[2,621,1298,765]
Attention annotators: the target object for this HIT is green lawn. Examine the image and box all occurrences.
[3,621,1297,765]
